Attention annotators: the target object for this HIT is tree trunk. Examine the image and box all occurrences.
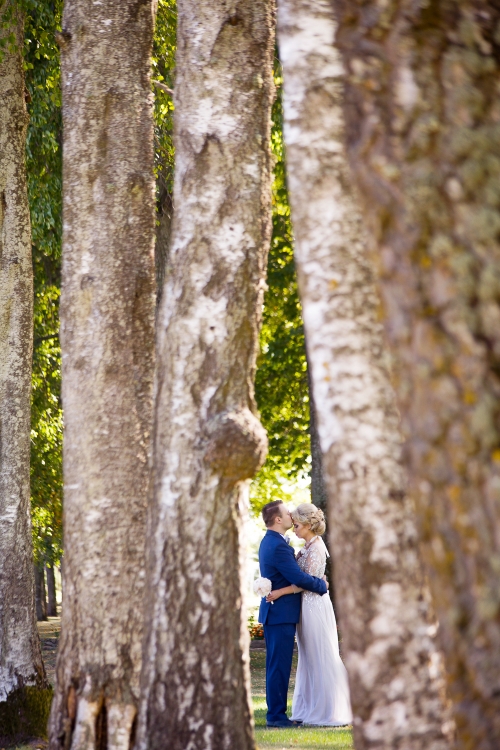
[35,564,48,622]
[135,3,274,749]
[0,3,51,740]
[48,1,156,748]
[277,1,451,747]
[46,564,57,617]
[331,1,500,747]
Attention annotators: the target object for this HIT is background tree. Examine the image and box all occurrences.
[135,1,274,747]
[276,0,450,747]
[0,0,51,738]
[25,0,63,605]
[47,0,157,747]
[332,1,500,746]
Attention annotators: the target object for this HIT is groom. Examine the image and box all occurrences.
[258,500,328,728]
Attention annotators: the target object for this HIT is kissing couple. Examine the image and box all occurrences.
[257,500,352,728]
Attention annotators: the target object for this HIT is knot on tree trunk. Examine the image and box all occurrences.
[204,408,268,482]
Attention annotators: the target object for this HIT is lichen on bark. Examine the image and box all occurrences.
[0,685,53,741]
[331,0,500,746]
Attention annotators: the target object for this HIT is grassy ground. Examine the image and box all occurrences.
[250,648,353,750]
[3,624,353,750]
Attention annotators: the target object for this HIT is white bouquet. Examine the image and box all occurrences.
[253,576,272,598]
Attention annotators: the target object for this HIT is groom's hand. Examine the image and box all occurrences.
[323,575,329,590]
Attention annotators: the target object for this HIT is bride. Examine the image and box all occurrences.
[266,503,352,726]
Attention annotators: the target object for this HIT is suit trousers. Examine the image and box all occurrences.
[263,622,296,723]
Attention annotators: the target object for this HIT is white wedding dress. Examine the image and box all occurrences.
[291,536,352,726]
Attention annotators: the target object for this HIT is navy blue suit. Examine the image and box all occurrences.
[258,529,327,723]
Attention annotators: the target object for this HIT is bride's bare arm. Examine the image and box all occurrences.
[266,584,303,602]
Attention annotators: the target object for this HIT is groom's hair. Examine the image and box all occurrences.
[262,500,283,527]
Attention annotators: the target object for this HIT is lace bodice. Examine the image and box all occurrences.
[297,536,328,578]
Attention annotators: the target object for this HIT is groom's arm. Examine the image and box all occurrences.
[274,544,327,595]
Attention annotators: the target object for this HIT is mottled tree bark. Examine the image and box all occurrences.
[48,2,156,749]
[331,1,500,747]
[277,0,450,747]
[0,4,50,738]
[135,2,274,749]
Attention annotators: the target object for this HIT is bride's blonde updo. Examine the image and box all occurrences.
[292,503,326,535]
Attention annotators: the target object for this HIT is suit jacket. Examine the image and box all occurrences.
[258,529,328,625]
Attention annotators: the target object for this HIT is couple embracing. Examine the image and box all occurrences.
[258,500,352,728]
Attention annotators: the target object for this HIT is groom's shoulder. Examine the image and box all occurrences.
[260,529,281,551]
[261,529,281,543]
[260,529,272,546]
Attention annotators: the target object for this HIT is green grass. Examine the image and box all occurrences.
[250,649,353,750]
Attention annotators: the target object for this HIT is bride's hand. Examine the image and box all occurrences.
[266,590,281,602]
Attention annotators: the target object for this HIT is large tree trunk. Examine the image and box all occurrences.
[277,1,450,747]
[0,3,51,740]
[48,1,156,748]
[135,3,274,749]
[332,1,500,747]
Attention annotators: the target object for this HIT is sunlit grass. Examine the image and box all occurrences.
[250,650,353,749]
[255,725,353,750]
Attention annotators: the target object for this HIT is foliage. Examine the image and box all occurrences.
[252,64,311,513]
[0,0,20,57]
[24,0,63,566]
[152,0,176,190]
[31,289,62,566]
